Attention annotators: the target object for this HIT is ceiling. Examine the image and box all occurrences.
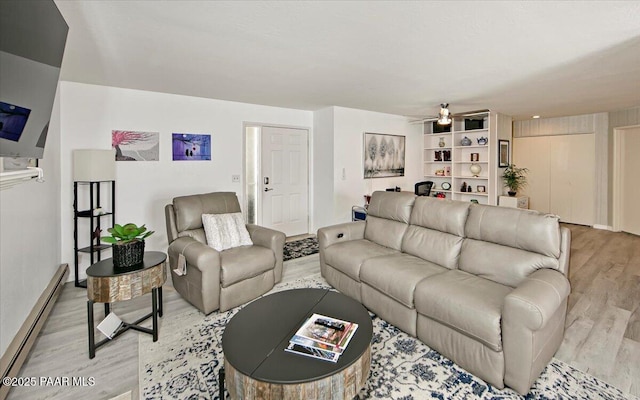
[54,1,640,120]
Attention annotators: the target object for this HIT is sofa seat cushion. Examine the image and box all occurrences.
[220,245,274,287]
[415,270,512,352]
[324,239,398,281]
[361,253,447,308]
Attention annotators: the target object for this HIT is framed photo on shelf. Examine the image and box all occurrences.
[498,139,510,168]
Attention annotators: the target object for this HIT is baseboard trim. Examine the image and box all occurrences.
[0,264,69,400]
[593,224,613,231]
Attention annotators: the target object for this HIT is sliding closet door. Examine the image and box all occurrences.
[513,136,550,213]
[548,134,595,225]
[514,134,595,225]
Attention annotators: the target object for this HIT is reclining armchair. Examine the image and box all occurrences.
[165,192,285,314]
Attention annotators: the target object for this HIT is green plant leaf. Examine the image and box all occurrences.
[101,236,117,244]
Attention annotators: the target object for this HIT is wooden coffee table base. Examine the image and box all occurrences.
[224,345,370,400]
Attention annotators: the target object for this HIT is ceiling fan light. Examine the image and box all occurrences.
[437,103,451,125]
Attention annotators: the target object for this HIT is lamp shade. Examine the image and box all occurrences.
[73,149,116,181]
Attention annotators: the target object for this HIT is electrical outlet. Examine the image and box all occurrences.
[232,175,240,183]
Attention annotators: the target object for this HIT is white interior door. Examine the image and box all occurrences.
[620,127,640,235]
[261,126,309,236]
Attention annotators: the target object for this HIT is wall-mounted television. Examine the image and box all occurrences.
[0,0,68,158]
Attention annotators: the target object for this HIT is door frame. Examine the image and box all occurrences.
[612,124,640,232]
[242,122,312,234]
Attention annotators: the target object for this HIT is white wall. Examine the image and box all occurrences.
[59,82,313,282]
[0,90,62,356]
[312,107,335,231]
[314,106,421,226]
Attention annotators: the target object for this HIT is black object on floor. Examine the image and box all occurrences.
[283,237,319,261]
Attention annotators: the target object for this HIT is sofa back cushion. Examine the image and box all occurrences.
[364,191,415,250]
[173,192,242,242]
[460,204,561,287]
[402,197,470,269]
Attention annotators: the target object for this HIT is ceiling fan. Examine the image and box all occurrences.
[409,103,453,125]
[410,103,489,124]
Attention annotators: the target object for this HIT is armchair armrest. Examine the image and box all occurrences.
[246,224,286,283]
[317,221,366,250]
[167,236,222,314]
[504,268,570,331]
[168,236,220,273]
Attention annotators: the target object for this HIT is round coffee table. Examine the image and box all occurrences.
[222,288,372,399]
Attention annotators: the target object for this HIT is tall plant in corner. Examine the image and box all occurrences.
[502,164,529,196]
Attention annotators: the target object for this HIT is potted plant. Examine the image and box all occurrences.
[102,223,154,268]
[502,164,529,196]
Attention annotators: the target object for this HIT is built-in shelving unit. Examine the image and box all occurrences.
[73,180,115,288]
[423,110,511,205]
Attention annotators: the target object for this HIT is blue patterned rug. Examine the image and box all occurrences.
[283,237,319,261]
[140,276,636,400]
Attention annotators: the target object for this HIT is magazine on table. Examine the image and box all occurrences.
[294,313,358,352]
[285,342,340,363]
[289,334,342,355]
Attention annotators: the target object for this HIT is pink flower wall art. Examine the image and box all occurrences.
[111,130,159,161]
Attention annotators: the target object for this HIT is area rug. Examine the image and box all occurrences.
[283,237,319,261]
[139,276,636,400]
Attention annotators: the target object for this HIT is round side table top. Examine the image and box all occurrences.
[86,251,167,303]
[222,288,373,384]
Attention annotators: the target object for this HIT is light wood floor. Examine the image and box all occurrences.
[7,225,640,399]
[555,224,640,396]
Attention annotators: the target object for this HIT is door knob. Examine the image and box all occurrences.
[264,188,274,192]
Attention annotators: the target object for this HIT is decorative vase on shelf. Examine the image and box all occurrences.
[477,137,488,145]
[469,163,482,177]
[439,137,446,147]
[460,136,472,146]
[508,191,517,197]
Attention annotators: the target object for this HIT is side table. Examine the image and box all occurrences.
[86,251,167,359]
[498,195,529,209]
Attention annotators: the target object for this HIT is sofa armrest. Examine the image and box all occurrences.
[503,268,570,394]
[504,268,570,331]
[168,236,221,273]
[246,224,286,283]
[317,221,366,250]
[557,227,571,277]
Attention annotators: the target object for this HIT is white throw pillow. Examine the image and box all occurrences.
[202,212,253,251]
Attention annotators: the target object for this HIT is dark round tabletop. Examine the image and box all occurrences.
[222,288,373,384]
[86,251,167,277]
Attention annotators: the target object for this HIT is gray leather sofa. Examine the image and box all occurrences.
[318,191,571,394]
[165,192,285,314]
